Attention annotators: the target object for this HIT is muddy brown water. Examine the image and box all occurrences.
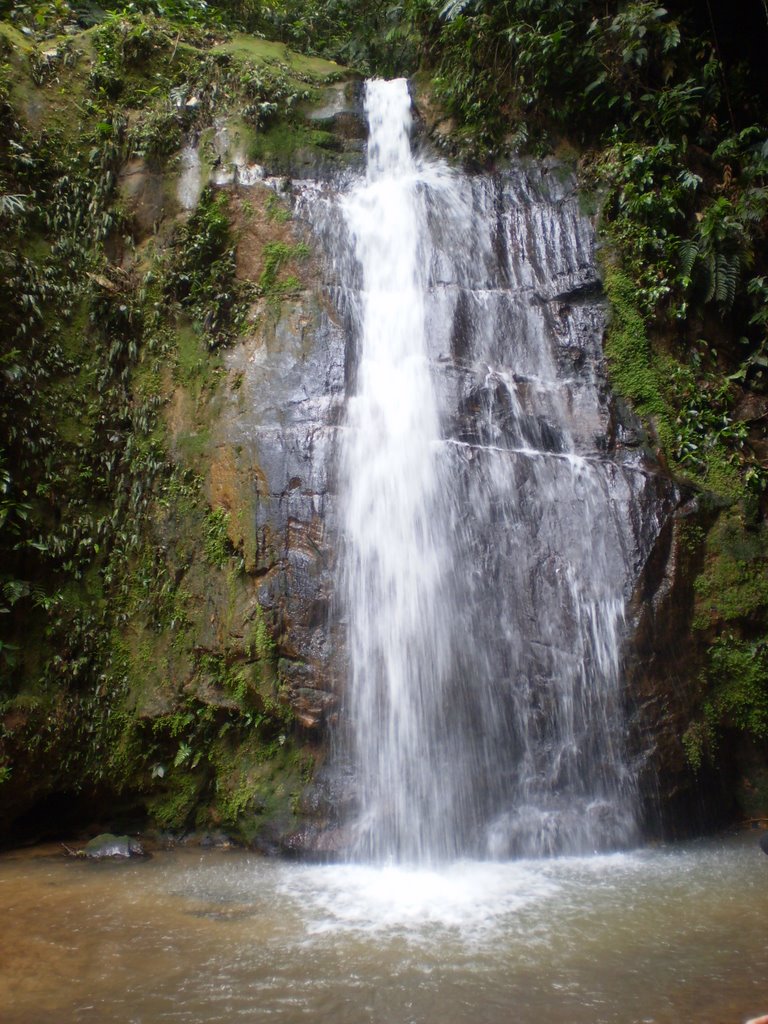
[1,833,766,1023]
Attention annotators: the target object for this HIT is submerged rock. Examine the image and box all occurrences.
[82,834,147,859]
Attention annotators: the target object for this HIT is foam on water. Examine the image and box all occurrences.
[281,860,562,939]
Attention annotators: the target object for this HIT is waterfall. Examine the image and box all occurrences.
[308,78,668,863]
[339,80,459,862]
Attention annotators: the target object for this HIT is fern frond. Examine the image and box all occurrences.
[703,250,716,304]
[678,238,699,280]
[714,251,741,312]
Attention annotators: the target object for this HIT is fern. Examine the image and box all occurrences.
[678,237,699,281]
[713,251,741,312]
[700,249,715,305]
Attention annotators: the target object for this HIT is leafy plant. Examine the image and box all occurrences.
[167,187,243,345]
[203,506,231,566]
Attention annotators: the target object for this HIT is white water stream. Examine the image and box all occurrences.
[340,80,463,860]
[333,79,655,860]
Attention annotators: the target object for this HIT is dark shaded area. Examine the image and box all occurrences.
[668,0,768,110]
[3,788,148,850]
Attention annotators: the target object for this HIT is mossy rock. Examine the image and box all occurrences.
[83,833,147,858]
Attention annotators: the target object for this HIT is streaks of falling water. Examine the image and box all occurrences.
[339,79,460,862]
[327,78,665,863]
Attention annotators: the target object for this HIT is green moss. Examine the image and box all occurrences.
[603,264,754,502]
[681,719,713,773]
[211,733,301,842]
[56,300,91,358]
[1,28,93,143]
[602,263,676,467]
[259,240,309,297]
[699,451,744,501]
[603,265,668,421]
[706,635,768,739]
[175,426,211,466]
[248,120,347,173]
[685,509,768,772]
[214,34,344,84]
[203,506,231,567]
[0,23,34,55]
[265,192,292,224]
[172,322,223,424]
[737,765,768,818]
[678,520,706,555]
[147,770,202,830]
[248,605,276,664]
[693,513,768,629]
[102,707,145,790]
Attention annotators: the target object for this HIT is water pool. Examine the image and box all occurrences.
[1,833,766,1023]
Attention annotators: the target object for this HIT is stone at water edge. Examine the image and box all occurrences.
[82,834,147,859]
[759,832,768,855]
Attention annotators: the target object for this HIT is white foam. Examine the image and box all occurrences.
[280,860,562,940]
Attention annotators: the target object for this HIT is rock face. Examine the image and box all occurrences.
[159,86,368,739]
[269,122,692,852]
[0,56,366,846]
[212,264,346,729]
[623,496,722,834]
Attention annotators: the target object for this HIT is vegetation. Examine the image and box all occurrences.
[0,7,329,843]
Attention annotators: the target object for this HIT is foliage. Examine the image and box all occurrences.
[681,510,768,774]
[203,505,231,566]
[684,633,768,773]
[2,0,221,33]
[414,1,712,157]
[114,1,221,26]
[248,605,275,663]
[707,635,768,738]
[209,0,417,75]
[0,13,317,842]
[167,187,244,345]
[693,515,768,630]
[602,265,664,412]
[258,239,308,298]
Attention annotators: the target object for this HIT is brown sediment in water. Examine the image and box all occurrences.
[1,835,767,1024]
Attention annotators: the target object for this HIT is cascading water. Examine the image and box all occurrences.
[339,80,458,861]
[308,78,672,863]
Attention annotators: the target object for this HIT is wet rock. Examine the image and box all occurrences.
[280,823,353,860]
[734,392,768,423]
[83,833,147,859]
[118,158,170,240]
[198,831,235,849]
[568,345,585,368]
[625,496,737,838]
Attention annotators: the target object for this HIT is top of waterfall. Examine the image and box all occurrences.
[364,78,414,182]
